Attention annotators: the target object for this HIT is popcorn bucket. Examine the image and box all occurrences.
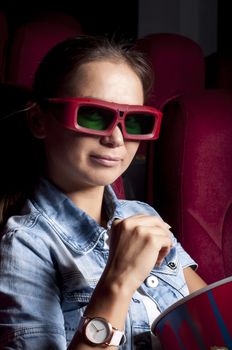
[151,276,232,350]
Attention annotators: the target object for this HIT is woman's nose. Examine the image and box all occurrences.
[100,125,124,147]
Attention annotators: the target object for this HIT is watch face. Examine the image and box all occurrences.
[85,317,111,344]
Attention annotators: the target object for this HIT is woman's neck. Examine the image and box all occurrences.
[66,185,105,225]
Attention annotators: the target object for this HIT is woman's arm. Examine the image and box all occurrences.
[0,230,67,350]
[184,266,207,294]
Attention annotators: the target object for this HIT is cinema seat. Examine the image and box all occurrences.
[6,13,82,88]
[136,33,205,109]
[153,90,232,283]
[111,176,126,199]
[135,33,205,204]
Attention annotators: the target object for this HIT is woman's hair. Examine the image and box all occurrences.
[0,35,154,227]
[32,35,153,102]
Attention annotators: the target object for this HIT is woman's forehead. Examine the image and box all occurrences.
[70,61,144,104]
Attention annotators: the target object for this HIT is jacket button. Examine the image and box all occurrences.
[145,275,159,288]
[167,261,177,270]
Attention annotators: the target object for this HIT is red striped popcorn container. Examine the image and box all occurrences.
[151,276,232,350]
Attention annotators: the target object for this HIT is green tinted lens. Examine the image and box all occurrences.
[125,114,155,135]
[125,116,142,134]
[78,106,113,130]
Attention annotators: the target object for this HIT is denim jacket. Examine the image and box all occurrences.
[0,178,196,349]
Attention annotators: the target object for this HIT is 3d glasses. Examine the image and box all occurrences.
[46,97,163,140]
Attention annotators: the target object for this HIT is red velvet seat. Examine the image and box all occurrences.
[136,33,205,109]
[111,176,126,199]
[153,90,232,283]
[6,13,82,88]
[0,11,8,82]
[135,33,205,204]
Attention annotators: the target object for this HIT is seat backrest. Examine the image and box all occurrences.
[135,33,206,205]
[136,33,205,109]
[0,11,8,82]
[6,13,82,88]
[153,90,232,283]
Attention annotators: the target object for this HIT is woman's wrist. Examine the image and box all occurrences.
[84,272,133,330]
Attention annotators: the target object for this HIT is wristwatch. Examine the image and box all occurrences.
[78,316,126,346]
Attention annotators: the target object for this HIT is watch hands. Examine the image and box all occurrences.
[91,324,98,331]
[91,324,105,333]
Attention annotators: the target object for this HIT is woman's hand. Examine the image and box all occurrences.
[74,214,173,349]
[104,214,173,295]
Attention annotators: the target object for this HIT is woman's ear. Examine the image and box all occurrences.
[27,103,48,139]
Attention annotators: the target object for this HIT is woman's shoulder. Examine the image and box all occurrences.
[0,198,53,248]
[0,199,61,266]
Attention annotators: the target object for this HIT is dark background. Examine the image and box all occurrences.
[1,0,231,55]
[0,0,138,40]
[218,0,232,54]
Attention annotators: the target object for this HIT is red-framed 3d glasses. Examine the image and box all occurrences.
[46,97,163,140]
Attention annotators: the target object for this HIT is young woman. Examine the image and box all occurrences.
[0,35,206,350]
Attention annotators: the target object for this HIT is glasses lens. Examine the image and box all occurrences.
[77,106,114,131]
[125,113,155,135]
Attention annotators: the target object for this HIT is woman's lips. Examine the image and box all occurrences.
[90,154,122,167]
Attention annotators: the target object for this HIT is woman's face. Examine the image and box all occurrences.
[42,60,144,192]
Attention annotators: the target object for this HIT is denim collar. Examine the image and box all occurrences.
[31,177,125,254]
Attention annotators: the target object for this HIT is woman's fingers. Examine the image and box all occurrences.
[112,214,171,231]
[106,214,173,292]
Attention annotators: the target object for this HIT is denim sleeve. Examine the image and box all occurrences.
[0,229,67,350]
[172,234,198,270]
